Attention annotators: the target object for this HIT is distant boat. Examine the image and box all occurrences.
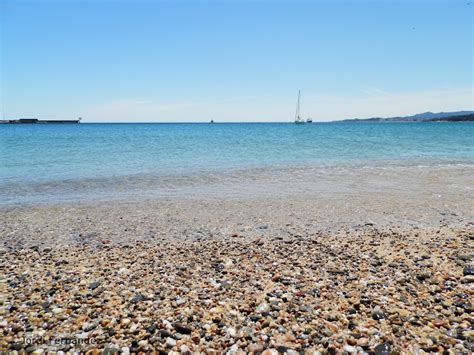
[210,119,214,124]
[294,90,305,124]
[1,117,81,124]
[306,118,313,123]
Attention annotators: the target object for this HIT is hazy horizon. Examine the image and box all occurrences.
[2,0,473,122]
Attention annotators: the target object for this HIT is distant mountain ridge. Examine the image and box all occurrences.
[425,113,474,122]
[338,111,474,122]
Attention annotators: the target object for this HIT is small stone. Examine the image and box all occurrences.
[103,345,119,355]
[226,327,237,337]
[276,346,293,353]
[343,345,357,353]
[173,322,192,335]
[130,293,146,304]
[159,329,174,338]
[166,337,177,348]
[458,254,472,262]
[146,324,157,334]
[248,343,264,353]
[180,344,191,354]
[176,297,186,306]
[138,340,148,348]
[256,302,270,313]
[88,280,102,290]
[461,275,474,283]
[374,343,391,355]
[416,273,431,281]
[463,265,473,276]
[249,314,261,322]
[10,343,23,351]
[228,344,239,353]
[328,267,347,275]
[52,307,63,314]
[82,321,98,332]
[372,307,386,321]
[118,267,130,275]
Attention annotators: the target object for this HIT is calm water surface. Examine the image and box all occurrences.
[1,122,473,205]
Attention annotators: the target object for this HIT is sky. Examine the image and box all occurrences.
[1,0,473,122]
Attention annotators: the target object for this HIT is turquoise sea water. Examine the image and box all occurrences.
[1,122,473,205]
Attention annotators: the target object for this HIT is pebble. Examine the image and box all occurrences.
[343,345,357,353]
[226,327,237,337]
[88,280,102,290]
[374,343,391,355]
[248,343,264,353]
[256,302,270,313]
[463,265,473,276]
[262,350,279,355]
[82,321,98,331]
[180,345,191,354]
[371,307,386,321]
[130,293,146,303]
[138,340,148,347]
[173,322,192,335]
[166,337,177,348]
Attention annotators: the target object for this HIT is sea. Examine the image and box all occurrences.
[1,122,473,206]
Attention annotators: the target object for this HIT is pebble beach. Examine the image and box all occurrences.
[1,191,473,353]
[1,150,474,354]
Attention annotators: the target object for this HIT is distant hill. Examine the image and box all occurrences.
[425,113,474,122]
[338,111,474,122]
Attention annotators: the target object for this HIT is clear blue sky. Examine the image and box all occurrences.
[1,0,473,122]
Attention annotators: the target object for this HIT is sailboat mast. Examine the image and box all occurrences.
[295,89,301,121]
[298,90,301,120]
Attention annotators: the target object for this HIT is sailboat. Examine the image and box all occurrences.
[294,90,305,124]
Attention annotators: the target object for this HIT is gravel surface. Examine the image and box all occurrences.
[1,223,473,353]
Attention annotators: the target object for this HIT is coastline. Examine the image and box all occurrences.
[1,162,473,209]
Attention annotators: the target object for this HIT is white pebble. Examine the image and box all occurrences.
[138,340,148,347]
[166,337,177,348]
[227,326,237,337]
[343,345,357,354]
